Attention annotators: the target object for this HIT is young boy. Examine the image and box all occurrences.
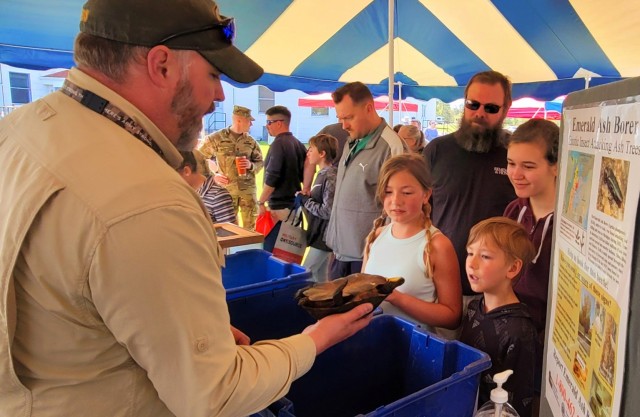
[178,150,237,224]
[460,217,537,417]
[177,150,208,191]
[299,134,338,282]
[193,150,237,224]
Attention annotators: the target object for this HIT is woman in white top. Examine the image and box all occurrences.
[362,154,462,331]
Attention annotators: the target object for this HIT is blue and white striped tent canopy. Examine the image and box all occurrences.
[1,0,638,101]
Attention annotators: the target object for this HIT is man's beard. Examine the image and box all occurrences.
[171,75,215,151]
[455,117,505,153]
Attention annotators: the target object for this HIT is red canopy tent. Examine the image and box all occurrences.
[506,96,564,120]
[298,93,418,112]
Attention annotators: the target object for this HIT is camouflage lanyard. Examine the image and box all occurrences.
[60,80,164,158]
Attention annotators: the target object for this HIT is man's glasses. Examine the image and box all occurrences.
[157,18,236,45]
[266,119,284,126]
[464,99,502,114]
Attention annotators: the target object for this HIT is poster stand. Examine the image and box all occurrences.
[541,77,640,417]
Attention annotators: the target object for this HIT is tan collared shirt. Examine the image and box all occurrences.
[0,68,315,417]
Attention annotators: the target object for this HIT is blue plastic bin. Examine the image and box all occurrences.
[222,249,311,300]
[229,272,490,417]
[273,316,490,417]
[227,273,315,342]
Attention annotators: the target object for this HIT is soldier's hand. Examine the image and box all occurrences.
[214,173,230,185]
[237,158,252,170]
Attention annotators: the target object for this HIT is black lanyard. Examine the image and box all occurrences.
[60,80,165,158]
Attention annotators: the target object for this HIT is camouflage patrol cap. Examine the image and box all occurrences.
[233,105,255,121]
[79,0,263,83]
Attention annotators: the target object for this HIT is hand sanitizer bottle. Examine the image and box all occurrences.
[473,370,520,417]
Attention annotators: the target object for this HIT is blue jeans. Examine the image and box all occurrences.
[328,258,363,280]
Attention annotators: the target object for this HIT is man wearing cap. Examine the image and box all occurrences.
[0,1,373,416]
[199,105,263,230]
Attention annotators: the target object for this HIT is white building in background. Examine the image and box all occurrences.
[0,64,67,118]
[1,63,437,143]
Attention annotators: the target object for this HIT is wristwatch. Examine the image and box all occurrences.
[257,200,265,206]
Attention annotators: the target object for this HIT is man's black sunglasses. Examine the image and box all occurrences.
[464,99,502,114]
[157,18,236,45]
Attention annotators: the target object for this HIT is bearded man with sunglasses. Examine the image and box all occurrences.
[0,1,374,416]
[423,71,516,330]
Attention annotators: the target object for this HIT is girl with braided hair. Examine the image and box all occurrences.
[362,153,462,331]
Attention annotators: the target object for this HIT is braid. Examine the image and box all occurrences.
[423,201,434,277]
[364,213,388,259]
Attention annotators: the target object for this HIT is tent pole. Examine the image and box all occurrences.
[398,81,403,121]
[388,0,394,125]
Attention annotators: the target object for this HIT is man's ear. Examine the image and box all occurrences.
[506,258,523,280]
[364,101,375,114]
[146,45,178,86]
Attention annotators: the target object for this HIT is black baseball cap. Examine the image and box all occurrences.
[79,0,263,83]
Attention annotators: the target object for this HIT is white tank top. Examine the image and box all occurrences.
[364,223,438,330]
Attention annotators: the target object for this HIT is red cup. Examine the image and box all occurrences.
[235,156,247,176]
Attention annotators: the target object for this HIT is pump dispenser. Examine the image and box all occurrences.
[473,370,520,417]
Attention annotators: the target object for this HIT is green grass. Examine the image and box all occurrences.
[437,122,457,135]
[255,142,269,197]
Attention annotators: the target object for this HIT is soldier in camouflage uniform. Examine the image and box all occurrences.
[199,105,263,230]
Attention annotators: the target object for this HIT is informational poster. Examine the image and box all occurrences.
[545,101,640,417]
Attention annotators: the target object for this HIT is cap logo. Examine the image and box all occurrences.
[81,8,89,23]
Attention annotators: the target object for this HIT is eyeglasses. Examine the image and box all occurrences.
[464,99,502,114]
[157,18,236,45]
[266,119,284,126]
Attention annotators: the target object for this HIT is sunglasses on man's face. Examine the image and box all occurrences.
[464,99,502,114]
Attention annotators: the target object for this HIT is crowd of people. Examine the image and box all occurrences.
[197,69,558,416]
[0,0,561,416]
[186,70,557,417]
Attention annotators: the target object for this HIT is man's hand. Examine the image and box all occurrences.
[302,303,373,355]
[236,157,252,170]
[214,173,230,186]
[230,325,251,345]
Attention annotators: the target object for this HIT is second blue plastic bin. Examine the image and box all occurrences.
[222,249,311,300]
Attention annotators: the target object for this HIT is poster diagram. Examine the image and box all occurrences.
[546,102,640,417]
[563,151,594,229]
[596,157,630,221]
